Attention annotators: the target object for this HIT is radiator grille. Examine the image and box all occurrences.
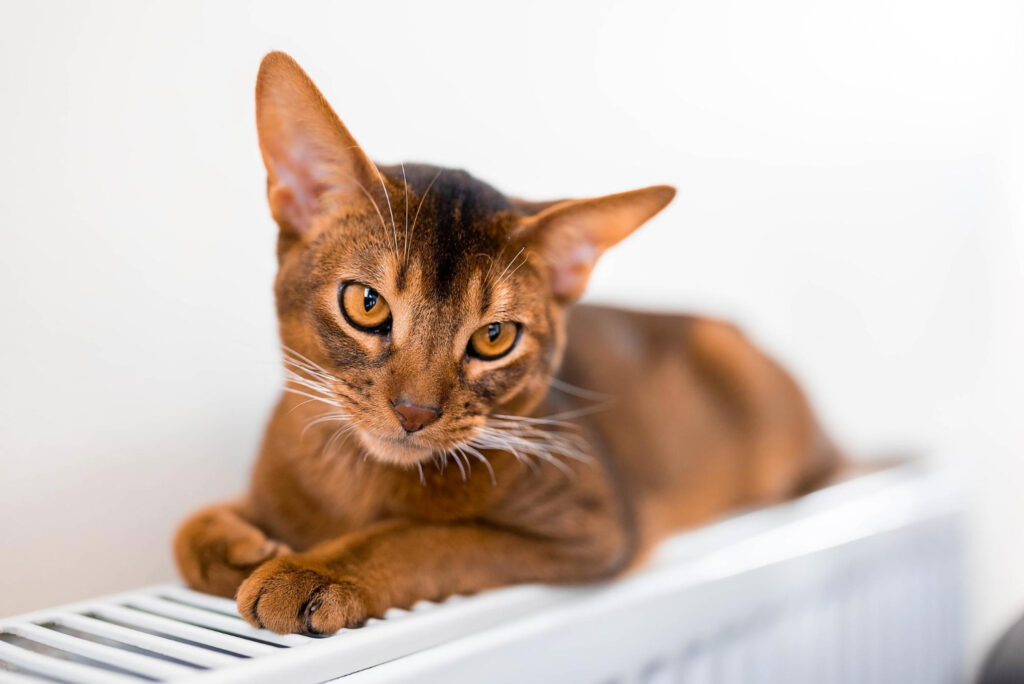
[0,576,568,682]
[0,462,963,684]
[0,587,314,681]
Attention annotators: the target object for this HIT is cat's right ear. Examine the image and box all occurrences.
[514,185,676,303]
[255,51,384,238]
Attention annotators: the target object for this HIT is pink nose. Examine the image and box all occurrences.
[390,399,440,433]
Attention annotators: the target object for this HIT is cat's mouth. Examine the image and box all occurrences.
[357,430,436,465]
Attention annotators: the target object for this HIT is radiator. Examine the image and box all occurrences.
[0,462,964,683]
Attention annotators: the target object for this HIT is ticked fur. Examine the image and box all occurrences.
[174,52,840,634]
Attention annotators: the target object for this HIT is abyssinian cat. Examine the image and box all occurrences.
[174,52,840,635]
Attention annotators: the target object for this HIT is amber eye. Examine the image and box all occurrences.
[468,322,520,360]
[339,282,392,333]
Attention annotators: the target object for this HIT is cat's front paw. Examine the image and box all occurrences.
[174,505,291,598]
[236,557,373,635]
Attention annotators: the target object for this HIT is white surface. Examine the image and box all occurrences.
[0,463,963,683]
[0,0,1022,666]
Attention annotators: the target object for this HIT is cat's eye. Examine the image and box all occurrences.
[468,322,520,360]
[339,282,392,333]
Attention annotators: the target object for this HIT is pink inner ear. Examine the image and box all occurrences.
[268,150,324,235]
[549,241,599,299]
[268,184,304,235]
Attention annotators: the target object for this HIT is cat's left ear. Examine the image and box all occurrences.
[515,185,676,302]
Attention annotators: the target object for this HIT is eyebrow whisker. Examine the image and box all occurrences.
[370,164,399,258]
[493,247,525,287]
[406,169,443,265]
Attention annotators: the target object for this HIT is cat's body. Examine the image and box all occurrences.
[248,303,831,553]
[561,306,836,544]
[174,53,839,635]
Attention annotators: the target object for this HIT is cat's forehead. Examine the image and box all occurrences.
[309,165,535,317]
[381,165,520,296]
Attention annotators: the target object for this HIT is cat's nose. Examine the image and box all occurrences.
[390,398,440,433]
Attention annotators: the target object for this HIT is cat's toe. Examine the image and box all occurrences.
[299,580,370,634]
[225,537,291,568]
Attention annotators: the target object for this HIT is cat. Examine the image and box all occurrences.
[174,51,841,635]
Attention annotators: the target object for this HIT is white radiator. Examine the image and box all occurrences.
[0,462,964,683]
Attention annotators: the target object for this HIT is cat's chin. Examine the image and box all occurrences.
[357,431,435,466]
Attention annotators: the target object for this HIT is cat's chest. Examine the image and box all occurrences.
[296,450,502,526]
[385,464,510,521]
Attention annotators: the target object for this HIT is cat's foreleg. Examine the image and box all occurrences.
[174,501,291,598]
[235,516,631,634]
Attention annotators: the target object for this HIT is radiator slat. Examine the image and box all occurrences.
[0,670,46,684]
[0,638,140,684]
[123,596,310,648]
[155,588,241,618]
[89,604,277,657]
[8,622,194,680]
[52,612,239,668]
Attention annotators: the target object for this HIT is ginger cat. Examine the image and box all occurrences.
[174,52,840,635]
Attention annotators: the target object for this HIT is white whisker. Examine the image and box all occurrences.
[282,386,341,409]
[460,444,496,486]
[282,359,336,385]
[493,247,525,286]
[337,171,393,251]
[497,255,527,287]
[449,448,467,480]
[300,412,350,440]
[370,165,398,257]
[281,345,326,371]
[323,422,356,456]
[401,162,411,262]
[491,399,613,424]
[283,371,337,398]
[461,409,594,481]
[533,450,576,479]
[278,346,358,458]
[456,447,473,476]
[406,169,442,263]
[286,397,321,414]
[548,377,611,401]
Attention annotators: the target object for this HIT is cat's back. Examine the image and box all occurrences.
[564,304,696,362]
[560,303,794,424]
[557,304,732,474]
[559,304,703,392]
[558,304,830,543]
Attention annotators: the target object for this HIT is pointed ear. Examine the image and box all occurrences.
[515,185,676,302]
[255,51,384,237]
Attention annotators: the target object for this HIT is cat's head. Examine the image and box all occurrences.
[256,52,674,467]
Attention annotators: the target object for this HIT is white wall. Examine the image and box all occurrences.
[1,0,1021,663]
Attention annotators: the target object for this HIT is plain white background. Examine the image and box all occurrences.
[1,0,1022,665]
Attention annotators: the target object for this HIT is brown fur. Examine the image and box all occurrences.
[174,52,841,635]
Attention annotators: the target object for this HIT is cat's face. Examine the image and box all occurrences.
[275,167,562,464]
[257,52,673,467]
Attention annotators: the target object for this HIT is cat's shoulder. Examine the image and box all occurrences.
[567,303,706,341]
[565,304,756,362]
